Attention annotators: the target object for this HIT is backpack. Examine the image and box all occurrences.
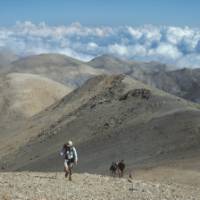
[65,147,75,160]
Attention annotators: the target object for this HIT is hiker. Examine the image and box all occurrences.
[109,161,118,176]
[118,160,125,177]
[109,160,126,177]
[60,140,78,181]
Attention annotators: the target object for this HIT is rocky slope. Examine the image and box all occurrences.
[1,74,200,174]
[89,55,200,103]
[0,172,199,200]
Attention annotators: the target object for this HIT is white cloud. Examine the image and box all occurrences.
[108,44,129,57]
[128,27,143,39]
[87,42,98,50]
[131,44,147,56]
[165,26,194,45]
[149,43,182,59]
[1,21,200,68]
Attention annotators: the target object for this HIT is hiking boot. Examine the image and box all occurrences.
[69,176,72,181]
[65,172,68,178]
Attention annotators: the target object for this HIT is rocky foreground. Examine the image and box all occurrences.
[0,172,200,200]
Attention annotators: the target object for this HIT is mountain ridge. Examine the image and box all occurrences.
[89,55,200,103]
[1,74,200,174]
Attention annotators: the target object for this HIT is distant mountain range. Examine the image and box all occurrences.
[10,54,106,88]
[0,53,200,174]
[1,53,199,103]
[89,55,200,103]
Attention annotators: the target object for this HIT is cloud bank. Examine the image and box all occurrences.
[1,21,200,68]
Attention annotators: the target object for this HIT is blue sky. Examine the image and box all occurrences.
[0,0,199,27]
[1,0,200,68]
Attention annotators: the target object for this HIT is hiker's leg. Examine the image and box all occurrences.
[120,170,123,177]
[116,168,119,177]
[69,163,73,181]
[64,160,69,178]
[118,169,122,178]
[114,170,117,177]
[69,167,72,180]
[121,170,123,177]
[112,171,115,177]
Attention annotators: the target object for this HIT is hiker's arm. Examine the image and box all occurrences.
[73,147,78,163]
[60,148,65,157]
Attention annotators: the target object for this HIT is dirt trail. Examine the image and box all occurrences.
[0,172,199,200]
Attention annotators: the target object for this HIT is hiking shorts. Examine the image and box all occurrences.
[64,159,74,169]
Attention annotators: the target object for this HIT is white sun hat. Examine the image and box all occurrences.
[67,140,73,147]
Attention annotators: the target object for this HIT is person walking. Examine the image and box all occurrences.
[60,140,78,181]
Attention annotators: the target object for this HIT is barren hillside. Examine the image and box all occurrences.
[0,72,72,146]
[0,51,18,73]
[0,72,71,119]
[89,55,200,103]
[0,172,199,200]
[9,54,200,103]
[1,75,200,175]
[11,53,106,87]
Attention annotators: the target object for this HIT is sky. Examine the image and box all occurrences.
[0,0,199,27]
[0,0,200,68]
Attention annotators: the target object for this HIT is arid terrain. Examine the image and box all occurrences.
[10,54,106,88]
[0,72,72,145]
[0,53,200,199]
[89,55,200,103]
[0,172,200,200]
[2,53,200,103]
[1,74,200,173]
